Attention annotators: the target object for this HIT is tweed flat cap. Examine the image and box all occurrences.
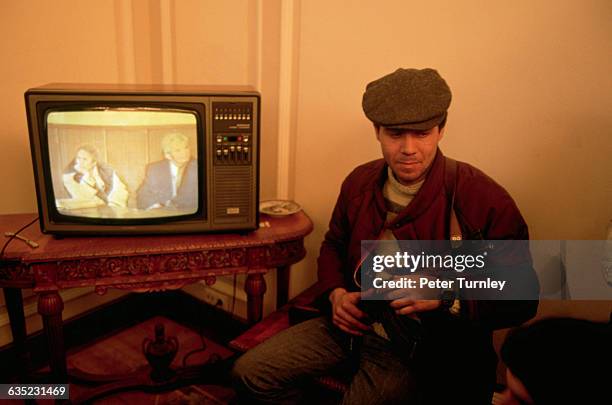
[362,68,452,130]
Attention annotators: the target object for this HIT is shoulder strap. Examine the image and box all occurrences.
[444,157,463,247]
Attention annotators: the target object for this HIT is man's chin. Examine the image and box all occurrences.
[396,175,423,186]
[392,168,423,185]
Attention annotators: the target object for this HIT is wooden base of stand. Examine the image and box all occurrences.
[69,354,238,404]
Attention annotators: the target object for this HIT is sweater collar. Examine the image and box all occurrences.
[375,148,446,229]
[386,166,424,199]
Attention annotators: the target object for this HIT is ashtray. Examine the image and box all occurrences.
[259,200,302,217]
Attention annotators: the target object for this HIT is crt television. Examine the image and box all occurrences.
[25,83,260,235]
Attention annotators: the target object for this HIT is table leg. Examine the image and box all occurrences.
[276,265,291,309]
[244,273,266,324]
[37,291,67,382]
[2,288,31,378]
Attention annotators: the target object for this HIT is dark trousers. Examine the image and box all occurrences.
[232,316,419,404]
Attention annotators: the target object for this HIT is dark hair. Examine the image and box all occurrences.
[76,144,99,161]
[501,317,610,405]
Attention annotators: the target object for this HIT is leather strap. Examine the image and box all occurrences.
[444,157,463,247]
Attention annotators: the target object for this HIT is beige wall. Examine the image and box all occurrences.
[1,0,611,341]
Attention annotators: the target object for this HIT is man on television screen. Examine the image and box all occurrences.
[232,68,539,404]
[59,144,128,210]
[137,131,198,212]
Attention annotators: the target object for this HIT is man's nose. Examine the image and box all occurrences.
[399,134,416,154]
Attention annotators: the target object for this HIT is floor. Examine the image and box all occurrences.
[1,316,238,405]
[72,316,236,404]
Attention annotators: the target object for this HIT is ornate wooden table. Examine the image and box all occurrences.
[0,212,313,386]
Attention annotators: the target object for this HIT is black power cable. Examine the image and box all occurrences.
[0,217,39,261]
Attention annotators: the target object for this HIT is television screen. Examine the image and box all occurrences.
[26,84,259,235]
[46,108,200,220]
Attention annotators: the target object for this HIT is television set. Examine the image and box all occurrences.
[25,83,260,235]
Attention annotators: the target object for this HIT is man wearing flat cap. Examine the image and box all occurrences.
[233,68,538,404]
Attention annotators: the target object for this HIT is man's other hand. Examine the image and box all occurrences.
[329,288,372,336]
[389,299,441,315]
[384,275,442,316]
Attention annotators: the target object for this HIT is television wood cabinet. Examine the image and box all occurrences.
[0,211,313,384]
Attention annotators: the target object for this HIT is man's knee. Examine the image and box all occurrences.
[231,351,262,393]
[231,349,288,402]
[231,317,344,402]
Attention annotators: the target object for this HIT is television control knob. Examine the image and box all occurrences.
[223,149,229,155]
[236,146,242,152]
[243,147,249,154]
[243,137,249,143]
[216,137,222,143]
[230,146,235,152]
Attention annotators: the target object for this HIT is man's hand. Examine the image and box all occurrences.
[389,299,442,315]
[384,275,442,315]
[329,288,372,336]
[74,165,88,175]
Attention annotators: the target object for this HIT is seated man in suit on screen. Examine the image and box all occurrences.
[58,144,129,210]
[137,131,198,212]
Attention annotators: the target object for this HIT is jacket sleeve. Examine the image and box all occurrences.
[136,164,159,209]
[174,161,198,210]
[316,177,353,296]
[459,191,539,330]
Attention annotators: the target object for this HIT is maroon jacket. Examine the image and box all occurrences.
[317,149,538,401]
[317,149,538,329]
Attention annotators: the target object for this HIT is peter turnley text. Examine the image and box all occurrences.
[372,277,507,291]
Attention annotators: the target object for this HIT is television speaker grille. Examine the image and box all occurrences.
[213,165,253,224]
